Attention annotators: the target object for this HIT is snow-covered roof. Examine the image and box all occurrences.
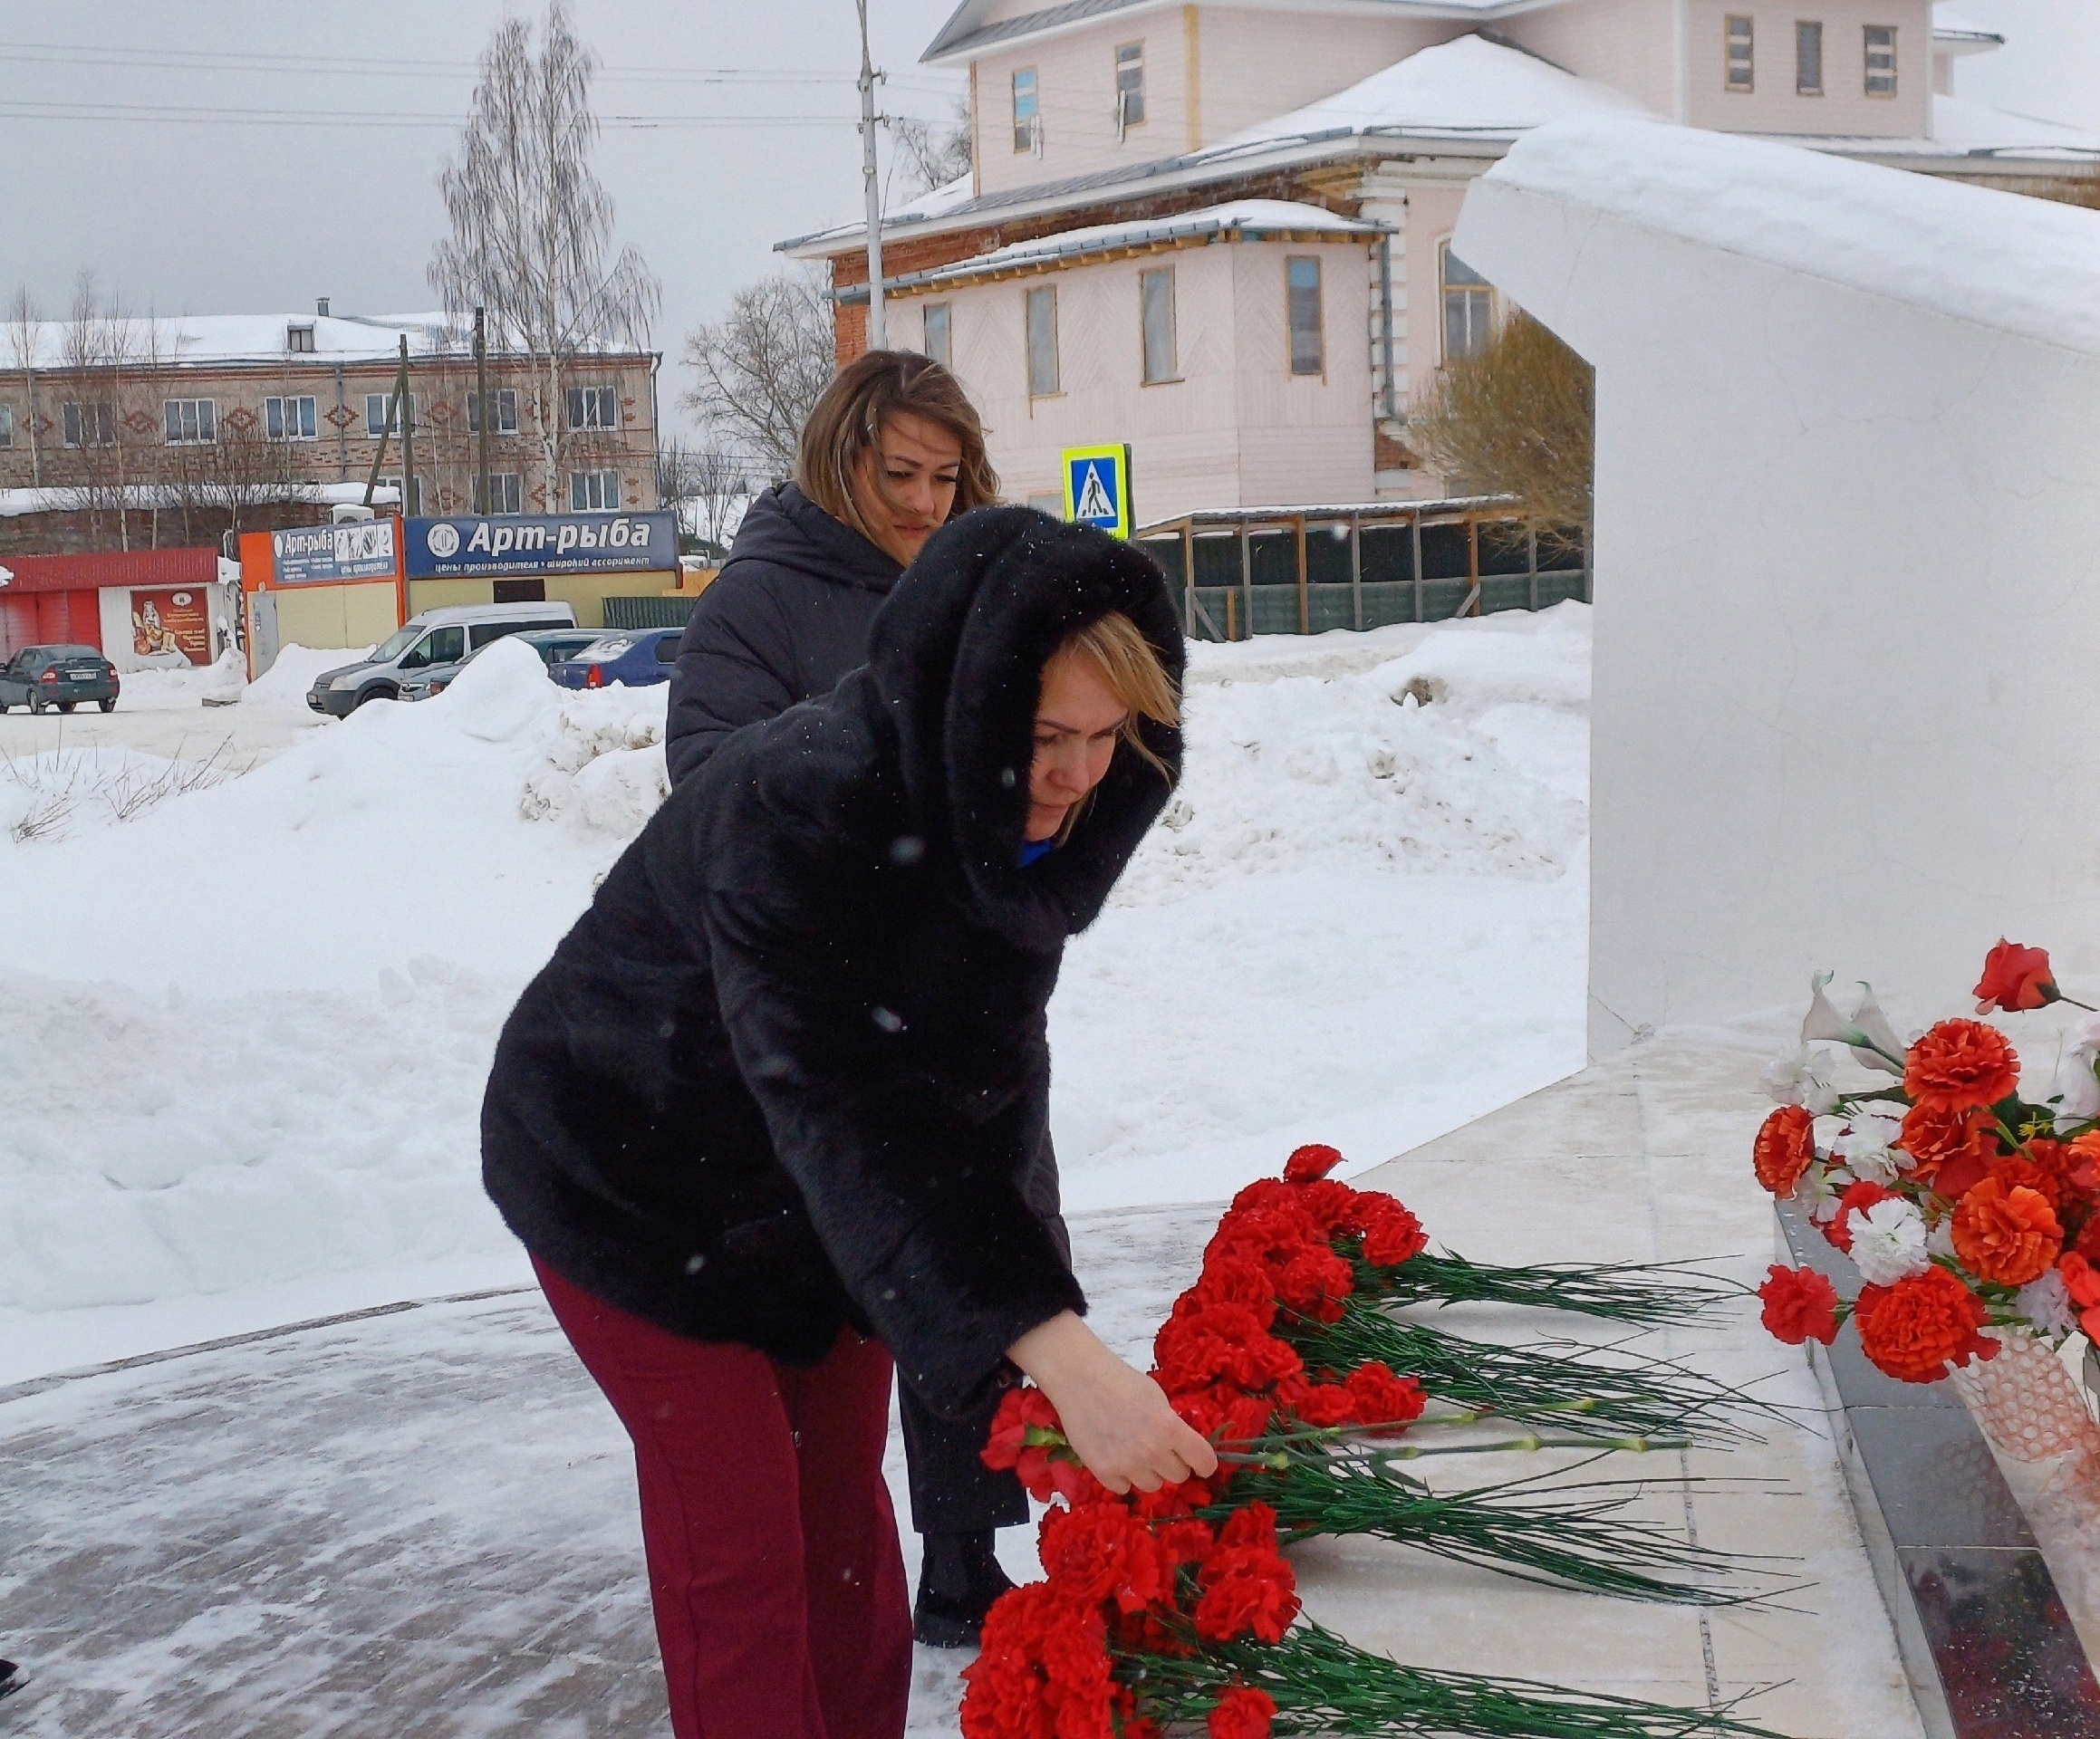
[837,198,1379,303]
[1479,115,2100,357]
[1931,3,2006,52]
[0,312,650,373]
[0,480,400,518]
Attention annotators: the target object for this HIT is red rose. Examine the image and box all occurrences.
[1209,1686,1277,1739]
[1753,1105,1816,1196]
[1825,1179,1896,1254]
[1758,1264,1840,1345]
[1904,1019,2021,1112]
[1898,1100,2001,1196]
[1358,1197,1429,1266]
[1284,1143,1344,1182]
[1854,1265,1997,1384]
[1975,940,2059,1014]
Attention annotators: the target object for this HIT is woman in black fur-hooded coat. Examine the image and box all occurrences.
[480,506,1218,1739]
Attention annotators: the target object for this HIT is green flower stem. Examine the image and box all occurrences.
[1373,1254,1740,1326]
[1118,1618,1787,1736]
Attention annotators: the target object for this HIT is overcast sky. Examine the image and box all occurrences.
[0,0,967,431]
[1,0,2093,438]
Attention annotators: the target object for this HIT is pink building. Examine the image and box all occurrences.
[783,0,2095,519]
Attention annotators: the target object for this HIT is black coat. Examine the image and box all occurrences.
[482,508,1183,1417]
[665,481,901,787]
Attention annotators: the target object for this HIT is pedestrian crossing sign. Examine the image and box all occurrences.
[1062,444,1132,539]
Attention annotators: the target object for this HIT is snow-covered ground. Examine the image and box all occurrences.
[0,607,1591,1385]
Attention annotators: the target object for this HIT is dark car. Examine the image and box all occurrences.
[400,628,602,701]
[0,644,120,714]
[548,626,685,691]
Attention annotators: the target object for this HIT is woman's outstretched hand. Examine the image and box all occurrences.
[1007,1311,1220,1494]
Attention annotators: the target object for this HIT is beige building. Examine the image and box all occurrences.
[0,306,660,552]
[785,0,2095,518]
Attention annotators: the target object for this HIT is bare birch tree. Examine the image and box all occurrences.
[6,288,45,487]
[680,272,834,482]
[429,3,659,508]
[892,99,972,197]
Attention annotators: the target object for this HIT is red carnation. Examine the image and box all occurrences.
[1276,1244,1354,1322]
[1975,940,2060,1014]
[1345,1361,1426,1431]
[1825,1178,1896,1254]
[1277,1375,1359,1427]
[1757,1264,1840,1345]
[1039,1502,1170,1615]
[1295,1178,1363,1235]
[1195,1504,1299,1644]
[1753,1105,1817,1196]
[1854,1265,1998,1384]
[1285,1143,1344,1182]
[1904,1019,2021,1112]
[1898,1099,2000,1196]
[1209,1686,1277,1739]
[1358,1197,1429,1266]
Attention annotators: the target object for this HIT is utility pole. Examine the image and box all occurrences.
[855,0,887,351]
[399,334,417,516]
[474,306,490,515]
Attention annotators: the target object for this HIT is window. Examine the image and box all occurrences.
[1796,21,1824,93]
[1012,68,1039,152]
[376,474,424,514]
[286,322,316,353]
[398,625,465,670]
[468,388,519,435]
[1115,42,1145,133]
[265,395,318,441]
[1864,24,1896,95]
[1026,285,1059,397]
[0,403,13,448]
[566,385,617,430]
[1440,244,1493,362]
[923,303,952,369]
[1140,267,1177,383]
[1286,257,1324,376]
[63,401,115,447]
[490,579,546,605]
[570,468,621,512]
[164,399,217,445]
[657,634,683,665]
[476,472,523,514]
[1726,14,1754,90]
[365,391,416,437]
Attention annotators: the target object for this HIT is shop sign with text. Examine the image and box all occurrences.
[405,513,678,578]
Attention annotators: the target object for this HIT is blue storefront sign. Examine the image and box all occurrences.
[405,513,678,579]
[271,519,398,585]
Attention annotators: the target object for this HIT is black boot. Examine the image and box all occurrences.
[0,1659,26,1699]
[912,1530,1015,1648]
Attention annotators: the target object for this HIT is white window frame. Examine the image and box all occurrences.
[1286,255,1325,378]
[923,303,953,369]
[0,402,13,449]
[164,398,217,446]
[376,474,425,514]
[478,471,524,515]
[565,385,618,431]
[1796,19,1824,94]
[365,391,416,437]
[469,388,519,435]
[286,322,316,353]
[1012,68,1040,153]
[569,467,621,512]
[1115,41,1145,137]
[265,395,319,442]
[1726,14,1755,91]
[1026,284,1060,398]
[63,401,116,448]
[1140,265,1178,384]
[1864,24,1897,95]
[1439,242,1495,365]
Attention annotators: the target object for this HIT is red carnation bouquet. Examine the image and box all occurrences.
[1753,940,2100,1383]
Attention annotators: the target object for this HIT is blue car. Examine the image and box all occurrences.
[549,626,686,691]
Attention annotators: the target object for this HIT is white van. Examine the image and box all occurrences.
[305,600,580,716]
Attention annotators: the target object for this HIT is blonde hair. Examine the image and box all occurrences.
[796,350,1000,552]
[1045,611,1180,790]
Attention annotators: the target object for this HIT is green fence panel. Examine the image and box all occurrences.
[603,596,698,629]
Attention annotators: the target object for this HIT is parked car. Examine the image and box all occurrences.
[0,644,120,714]
[307,601,579,716]
[548,626,686,691]
[399,627,602,700]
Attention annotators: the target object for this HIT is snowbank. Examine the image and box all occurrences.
[0,613,1592,1353]
[112,651,245,711]
[245,642,371,711]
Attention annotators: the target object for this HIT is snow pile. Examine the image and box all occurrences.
[114,650,246,711]
[0,745,243,845]
[244,643,369,711]
[0,609,1592,1369]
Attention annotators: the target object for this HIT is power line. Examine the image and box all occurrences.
[0,99,958,130]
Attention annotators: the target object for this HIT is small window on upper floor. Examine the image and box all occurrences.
[923,303,952,369]
[1797,21,1824,93]
[1013,69,1040,154]
[1026,284,1059,397]
[287,322,316,353]
[1440,244,1494,364]
[1286,256,1324,377]
[0,403,14,449]
[469,388,519,435]
[366,391,417,437]
[1726,14,1755,91]
[1140,267,1177,384]
[1864,24,1897,95]
[164,398,217,446]
[265,395,318,441]
[1116,43,1145,136]
[566,385,618,430]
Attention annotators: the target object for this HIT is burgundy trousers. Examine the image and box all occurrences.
[534,1257,913,1739]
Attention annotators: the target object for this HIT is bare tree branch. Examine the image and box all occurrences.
[891,98,972,197]
[679,271,833,483]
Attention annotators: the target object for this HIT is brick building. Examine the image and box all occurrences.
[0,305,660,554]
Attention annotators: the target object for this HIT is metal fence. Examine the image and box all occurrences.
[1135,497,1588,641]
[602,595,699,630]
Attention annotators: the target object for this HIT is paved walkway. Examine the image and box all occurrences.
[2,1033,1926,1737]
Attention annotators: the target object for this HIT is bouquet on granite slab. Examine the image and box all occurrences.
[1753,940,2100,1387]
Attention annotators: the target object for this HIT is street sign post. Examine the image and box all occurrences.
[1062,444,1132,539]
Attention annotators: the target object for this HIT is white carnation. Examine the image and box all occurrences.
[2018,1268,2079,1340]
[1926,1215,1957,1260]
[1793,1164,1854,1225]
[1762,1044,1842,1114]
[1850,1198,1931,1285]
[1835,1113,1907,1185]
